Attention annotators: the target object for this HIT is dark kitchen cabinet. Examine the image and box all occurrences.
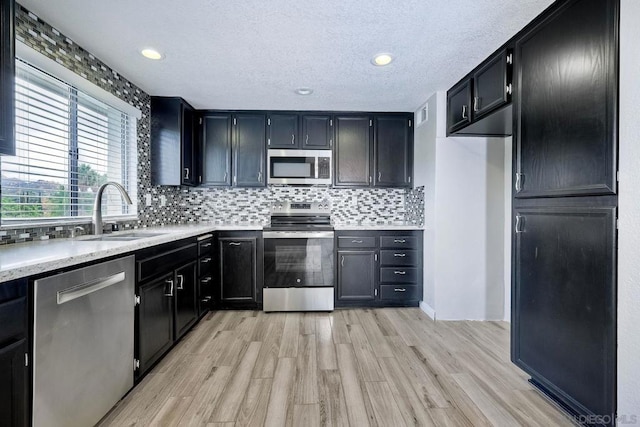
[197,235,214,316]
[137,273,174,376]
[446,80,472,134]
[267,113,299,148]
[174,262,198,339]
[473,49,511,119]
[334,115,371,187]
[374,115,413,187]
[201,114,232,186]
[217,231,263,307]
[151,97,199,186]
[512,203,616,420]
[302,114,332,148]
[337,250,377,302]
[0,0,15,156]
[513,0,617,198]
[0,277,28,427]
[233,114,266,187]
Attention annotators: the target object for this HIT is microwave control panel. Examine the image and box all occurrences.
[318,157,331,179]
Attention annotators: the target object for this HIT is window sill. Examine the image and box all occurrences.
[0,215,138,230]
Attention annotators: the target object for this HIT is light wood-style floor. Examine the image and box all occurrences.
[98,308,572,426]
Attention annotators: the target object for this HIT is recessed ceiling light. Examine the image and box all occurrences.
[371,53,394,66]
[295,88,313,95]
[141,48,163,60]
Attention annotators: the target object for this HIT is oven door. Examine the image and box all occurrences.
[263,231,334,288]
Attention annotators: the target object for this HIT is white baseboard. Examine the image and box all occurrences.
[419,301,436,320]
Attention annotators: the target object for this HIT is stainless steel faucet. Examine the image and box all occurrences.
[92,182,133,235]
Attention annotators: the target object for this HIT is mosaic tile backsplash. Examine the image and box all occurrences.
[0,5,424,246]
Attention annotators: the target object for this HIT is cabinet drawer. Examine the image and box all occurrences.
[0,296,26,345]
[380,267,418,283]
[198,236,213,256]
[338,236,376,248]
[379,285,420,301]
[199,255,214,276]
[380,236,418,249]
[380,250,418,266]
[138,244,198,282]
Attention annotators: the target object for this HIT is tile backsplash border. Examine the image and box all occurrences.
[0,5,424,246]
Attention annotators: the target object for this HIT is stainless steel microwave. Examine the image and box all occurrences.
[267,149,332,185]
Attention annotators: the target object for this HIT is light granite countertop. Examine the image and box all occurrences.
[0,222,422,284]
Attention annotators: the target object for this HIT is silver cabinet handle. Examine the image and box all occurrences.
[177,274,184,290]
[258,171,262,181]
[394,288,406,292]
[184,168,190,179]
[369,176,372,184]
[394,253,406,257]
[394,270,406,275]
[394,239,406,243]
[473,97,479,112]
[201,277,212,283]
[233,175,237,185]
[515,173,523,192]
[223,171,228,182]
[341,256,345,267]
[515,215,525,233]
[305,135,309,145]
[229,242,241,246]
[506,84,513,95]
[291,134,295,145]
[164,279,174,297]
[462,105,467,119]
[201,243,212,248]
[352,240,363,243]
[378,171,382,181]
[201,257,212,263]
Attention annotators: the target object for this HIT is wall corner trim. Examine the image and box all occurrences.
[419,300,436,320]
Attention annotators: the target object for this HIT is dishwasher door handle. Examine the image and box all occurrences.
[57,271,126,305]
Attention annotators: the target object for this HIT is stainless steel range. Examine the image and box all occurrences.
[263,201,334,312]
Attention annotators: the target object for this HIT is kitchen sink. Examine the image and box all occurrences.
[81,232,166,241]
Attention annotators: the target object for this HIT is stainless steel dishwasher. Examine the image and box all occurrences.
[33,255,135,427]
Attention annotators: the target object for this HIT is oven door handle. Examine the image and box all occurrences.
[263,231,335,239]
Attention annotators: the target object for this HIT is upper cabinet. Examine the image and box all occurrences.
[335,113,413,188]
[267,112,333,149]
[513,0,617,198]
[0,0,15,156]
[446,48,513,137]
[200,112,266,187]
[150,97,199,186]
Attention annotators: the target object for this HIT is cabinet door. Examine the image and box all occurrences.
[374,115,412,187]
[233,114,266,187]
[138,273,174,376]
[0,339,28,427]
[174,262,198,339]
[268,113,299,148]
[302,115,332,149]
[472,49,510,119]
[181,105,198,186]
[334,115,371,187]
[219,237,256,302]
[0,0,14,156]
[201,114,232,186]
[512,205,616,418]
[446,79,471,134]
[514,0,617,198]
[337,250,376,301]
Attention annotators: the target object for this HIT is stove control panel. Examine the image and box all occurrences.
[270,200,331,215]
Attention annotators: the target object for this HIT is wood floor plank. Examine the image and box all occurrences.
[316,317,338,370]
[278,313,300,358]
[252,313,285,379]
[348,324,386,382]
[148,395,193,425]
[264,357,296,427]
[356,309,394,358]
[294,334,319,404]
[301,312,316,335]
[365,381,407,427]
[235,378,273,427]
[330,311,351,344]
[178,366,233,427]
[335,343,372,427]
[317,370,350,427]
[292,404,321,427]
[209,341,262,422]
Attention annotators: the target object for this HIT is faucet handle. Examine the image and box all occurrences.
[70,226,85,238]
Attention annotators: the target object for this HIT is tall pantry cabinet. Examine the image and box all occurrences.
[511,0,618,422]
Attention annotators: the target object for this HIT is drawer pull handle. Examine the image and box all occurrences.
[176,274,185,290]
[229,242,241,246]
[394,288,406,292]
[201,277,212,283]
[164,279,174,297]
[394,239,406,243]
[351,240,363,243]
[201,257,212,263]
[341,256,345,267]
[394,270,406,275]
[393,253,406,257]
[202,243,212,248]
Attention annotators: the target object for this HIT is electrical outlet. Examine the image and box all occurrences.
[145,194,152,206]
[351,196,358,207]
[160,195,167,207]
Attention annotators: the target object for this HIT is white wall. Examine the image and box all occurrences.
[503,138,512,321]
[617,0,640,417]
[415,92,508,320]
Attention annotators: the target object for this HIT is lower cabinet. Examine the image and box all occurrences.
[336,230,423,307]
[0,278,28,427]
[216,231,263,308]
[174,262,198,339]
[197,235,214,316]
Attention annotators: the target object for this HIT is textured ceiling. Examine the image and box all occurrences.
[18,0,554,112]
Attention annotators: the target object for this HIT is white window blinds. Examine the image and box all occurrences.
[1,60,137,222]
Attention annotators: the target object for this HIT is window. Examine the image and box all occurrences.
[1,60,137,222]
